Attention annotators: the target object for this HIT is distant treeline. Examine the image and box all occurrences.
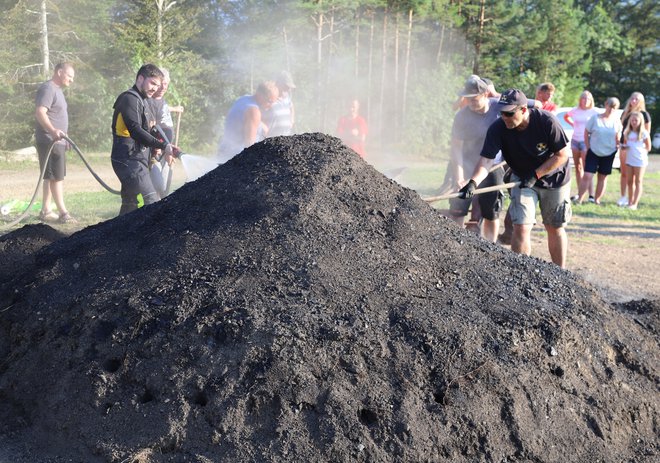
[0,0,656,156]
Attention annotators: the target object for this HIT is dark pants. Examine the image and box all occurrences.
[111,156,158,215]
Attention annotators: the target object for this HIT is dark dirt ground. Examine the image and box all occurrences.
[0,134,658,462]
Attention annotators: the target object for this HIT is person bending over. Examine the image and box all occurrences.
[459,89,572,268]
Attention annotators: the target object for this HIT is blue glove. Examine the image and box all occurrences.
[457,179,477,199]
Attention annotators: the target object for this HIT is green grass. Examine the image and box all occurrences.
[2,154,659,236]
[65,191,121,222]
[390,158,660,228]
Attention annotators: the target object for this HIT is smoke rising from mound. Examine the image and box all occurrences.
[0,134,657,462]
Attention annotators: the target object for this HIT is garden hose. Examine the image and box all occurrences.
[63,135,120,196]
[1,137,119,230]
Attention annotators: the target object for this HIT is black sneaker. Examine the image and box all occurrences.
[588,196,596,203]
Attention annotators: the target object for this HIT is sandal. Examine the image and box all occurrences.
[38,210,59,222]
[58,212,77,224]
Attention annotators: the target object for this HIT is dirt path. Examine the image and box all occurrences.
[1,153,658,303]
[529,218,660,301]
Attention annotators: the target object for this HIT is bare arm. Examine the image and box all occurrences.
[643,133,651,151]
[535,145,570,179]
[243,106,261,147]
[584,128,590,151]
[468,156,494,186]
[450,137,465,187]
[35,106,64,140]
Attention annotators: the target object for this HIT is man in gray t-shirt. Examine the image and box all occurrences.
[449,75,506,242]
[35,62,75,223]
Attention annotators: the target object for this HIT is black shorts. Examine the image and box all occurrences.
[584,149,616,175]
[449,167,504,221]
[37,140,67,180]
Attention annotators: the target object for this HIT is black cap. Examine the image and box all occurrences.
[497,89,527,112]
[458,75,489,97]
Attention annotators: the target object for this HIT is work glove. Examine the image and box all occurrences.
[457,179,477,199]
[519,174,537,189]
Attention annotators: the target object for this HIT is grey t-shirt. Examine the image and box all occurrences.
[35,80,68,144]
[451,98,502,175]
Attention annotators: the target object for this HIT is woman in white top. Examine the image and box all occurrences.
[617,92,652,206]
[564,90,598,201]
[576,97,622,204]
[623,112,652,210]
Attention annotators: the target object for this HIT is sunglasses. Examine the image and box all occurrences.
[500,108,520,117]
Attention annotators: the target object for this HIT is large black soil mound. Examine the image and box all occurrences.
[0,134,657,462]
[0,223,67,283]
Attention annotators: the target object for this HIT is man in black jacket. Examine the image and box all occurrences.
[111,64,178,215]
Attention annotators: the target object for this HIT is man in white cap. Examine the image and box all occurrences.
[263,71,295,138]
[450,76,537,242]
[459,89,572,267]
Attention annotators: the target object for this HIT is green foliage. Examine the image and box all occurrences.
[400,67,462,158]
[0,0,656,156]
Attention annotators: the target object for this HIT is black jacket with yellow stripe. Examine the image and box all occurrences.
[111,85,167,164]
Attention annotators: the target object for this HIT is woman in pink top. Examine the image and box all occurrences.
[564,90,597,201]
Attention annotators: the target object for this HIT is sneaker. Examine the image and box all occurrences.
[38,210,59,222]
[628,204,637,211]
[58,212,77,224]
[617,196,629,207]
[588,196,596,203]
[570,195,579,202]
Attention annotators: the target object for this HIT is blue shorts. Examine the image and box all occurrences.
[584,149,616,175]
[571,139,587,152]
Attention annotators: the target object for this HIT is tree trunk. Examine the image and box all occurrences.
[322,7,335,130]
[367,13,374,122]
[403,9,413,124]
[283,26,290,72]
[436,22,445,64]
[315,2,324,130]
[156,0,165,60]
[354,13,360,78]
[378,10,388,147]
[394,12,400,142]
[40,0,49,76]
[473,0,485,74]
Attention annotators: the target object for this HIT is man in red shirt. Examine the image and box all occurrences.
[337,99,368,157]
[536,82,557,113]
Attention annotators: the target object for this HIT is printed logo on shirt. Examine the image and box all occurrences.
[536,142,548,152]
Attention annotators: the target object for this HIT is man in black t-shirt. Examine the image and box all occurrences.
[459,89,572,268]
